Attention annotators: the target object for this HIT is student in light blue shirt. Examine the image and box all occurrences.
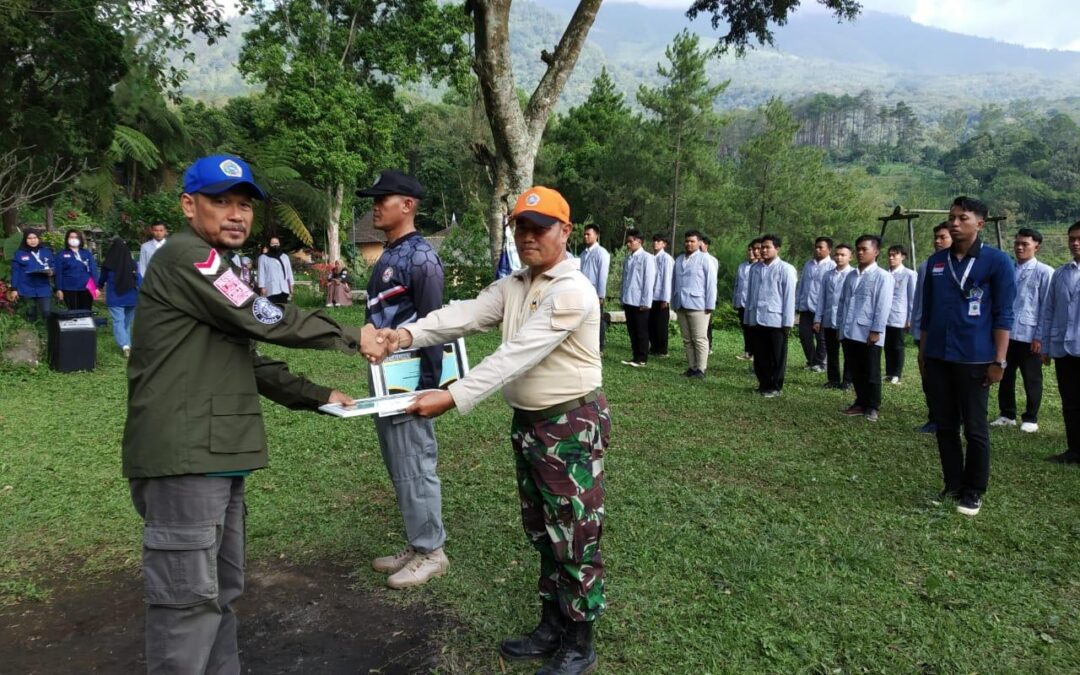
[1040,221,1080,464]
[672,230,717,378]
[837,235,894,422]
[884,244,917,384]
[745,233,797,396]
[580,224,611,352]
[796,237,836,371]
[813,243,854,389]
[732,239,760,360]
[648,233,674,357]
[620,229,656,366]
[990,228,1055,432]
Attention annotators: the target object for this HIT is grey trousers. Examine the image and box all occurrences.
[374,413,446,553]
[130,476,245,675]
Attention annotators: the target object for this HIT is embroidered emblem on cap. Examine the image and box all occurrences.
[252,296,284,324]
[219,159,243,178]
[525,193,541,206]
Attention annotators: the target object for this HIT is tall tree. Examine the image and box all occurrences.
[467,0,602,263]
[240,0,469,261]
[637,30,728,243]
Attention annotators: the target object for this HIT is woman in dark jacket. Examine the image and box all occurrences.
[54,228,98,310]
[98,237,141,357]
[9,229,55,322]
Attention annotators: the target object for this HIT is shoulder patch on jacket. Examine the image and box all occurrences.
[194,249,220,276]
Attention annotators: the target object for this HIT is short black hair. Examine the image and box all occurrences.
[834,243,852,253]
[584,224,601,235]
[652,233,669,245]
[701,235,711,246]
[815,236,834,248]
[952,196,989,219]
[855,234,881,250]
[750,237,762,246]
[684,229,703,240]
[888,244,907,256]
[933,221,949,233]
[625,228,643,241]
[760,233,782,248]
[1015,227,1043,244]
[1068,220,1080,235]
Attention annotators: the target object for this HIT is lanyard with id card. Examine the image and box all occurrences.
[948,254,982,317]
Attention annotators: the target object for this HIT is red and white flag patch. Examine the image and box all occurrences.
[194,248,221,276]
[213,269,255,307]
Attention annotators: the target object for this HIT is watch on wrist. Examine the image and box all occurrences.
[992,359,1007,369]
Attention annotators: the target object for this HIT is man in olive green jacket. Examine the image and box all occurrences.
[122,155,369,674]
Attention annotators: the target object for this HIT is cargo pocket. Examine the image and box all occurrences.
[142,524,218,607]
[210,393,265,454]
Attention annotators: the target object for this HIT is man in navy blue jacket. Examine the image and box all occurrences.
[919,196,1016,517]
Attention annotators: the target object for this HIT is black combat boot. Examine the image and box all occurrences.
[535,619,597,675]
[499,600,565,661]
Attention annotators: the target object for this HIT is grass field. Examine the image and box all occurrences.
[2,308,1079,673]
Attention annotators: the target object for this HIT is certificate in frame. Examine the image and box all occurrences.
[369,337,470,397]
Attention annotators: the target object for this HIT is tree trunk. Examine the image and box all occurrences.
[327,183,344,263]
[669,132,682,245]
[45,204,54,232]
[471,0,601,265]
[2,208,17,236]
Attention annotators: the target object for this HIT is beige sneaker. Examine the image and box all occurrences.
[386,548,449,589]
[372,546,415,574]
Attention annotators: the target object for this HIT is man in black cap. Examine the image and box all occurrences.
[359,169,450,588]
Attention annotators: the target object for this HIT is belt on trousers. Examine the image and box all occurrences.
[512,389,602,426]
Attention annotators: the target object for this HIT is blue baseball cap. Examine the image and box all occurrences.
[183,155,267,200]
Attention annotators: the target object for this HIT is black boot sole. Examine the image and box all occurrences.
[499,646,558,662]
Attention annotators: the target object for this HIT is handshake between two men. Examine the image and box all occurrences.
[357,324,456,418]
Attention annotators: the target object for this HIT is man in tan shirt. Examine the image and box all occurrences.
[368,186,609,675]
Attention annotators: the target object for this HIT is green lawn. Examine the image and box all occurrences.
[2,309,1078,672]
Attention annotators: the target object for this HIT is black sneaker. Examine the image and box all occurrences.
[682,368,695,377]
[689,369,705,379]
[956,492,982,516]
[915,422,937,434]
[1046,450,1080,464]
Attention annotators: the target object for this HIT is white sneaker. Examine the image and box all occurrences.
[372,546,415,574]
[387,548,449,589]
[325,303,333,307]
[1020,422,1039,433]
[888,376,900,385]
[989,416,1016,427]
[122,346,131,358]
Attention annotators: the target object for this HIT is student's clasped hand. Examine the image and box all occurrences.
[359,325,399,364]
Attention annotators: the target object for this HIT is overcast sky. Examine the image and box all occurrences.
[607,0,1080,52]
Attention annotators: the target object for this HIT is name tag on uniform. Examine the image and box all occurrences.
[968,301,981,317]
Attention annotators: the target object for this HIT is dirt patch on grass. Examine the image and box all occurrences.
[0,561,452,674]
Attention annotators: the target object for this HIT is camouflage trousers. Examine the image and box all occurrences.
[510,393,611,623]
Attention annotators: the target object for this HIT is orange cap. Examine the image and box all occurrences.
[511,186,571,227]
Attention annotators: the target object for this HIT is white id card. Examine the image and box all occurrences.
[968,301,981,317]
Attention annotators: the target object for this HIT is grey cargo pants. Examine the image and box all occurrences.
[130,475,245,675]
[373,413,446,553]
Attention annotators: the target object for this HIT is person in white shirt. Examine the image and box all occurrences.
[700,236,720,352]
[796,237,836,372]
[991,228,1055,432]
[884,245,917,384]
[836,235,895,422]
[648,233,674,357]
[1040,221,1080,464]
[813,243,854,389]
[744,233,797,397]
[620,229,656,366]
[672,229,718,379]
[257,235,294,304]
[579,224,611,353]
[732,239,760,361]
[138,222,168,277]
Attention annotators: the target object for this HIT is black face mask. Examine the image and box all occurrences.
[269,246,281,255]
